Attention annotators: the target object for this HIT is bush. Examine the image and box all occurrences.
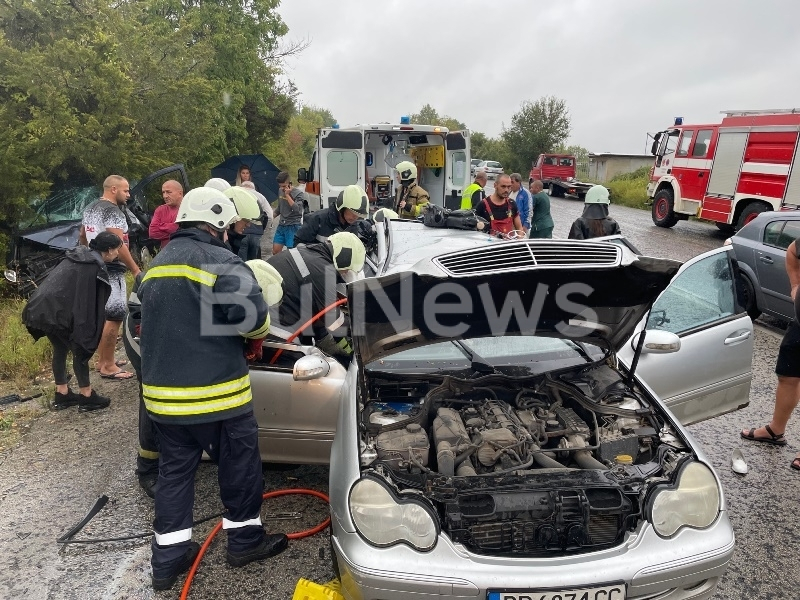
[607,166,651,209]
[0,299,52,387]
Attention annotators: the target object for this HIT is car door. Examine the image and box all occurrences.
[754,218,800,319]
[249,342,348,464]
[618,246,753,425]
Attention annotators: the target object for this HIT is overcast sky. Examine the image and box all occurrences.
[276,0,800,155]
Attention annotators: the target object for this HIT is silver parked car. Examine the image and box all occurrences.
[474,160,504,178]
[125,220,753,599]
[726,209,800,321]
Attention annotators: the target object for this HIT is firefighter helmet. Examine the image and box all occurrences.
[246,259,284,307]
[224,186,261,220]
[396,161,417,183]
[373,208,398,222]
[584,185,610,204]
[335,185,369,218]
[204,177,232,192]
[176,187,239,230]
[328,232,366,273]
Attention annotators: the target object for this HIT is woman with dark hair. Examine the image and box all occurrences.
[22,231,123,411]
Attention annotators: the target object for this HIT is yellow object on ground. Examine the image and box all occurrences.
[292,578,345,600]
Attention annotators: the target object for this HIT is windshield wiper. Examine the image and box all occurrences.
[454,341,500,376]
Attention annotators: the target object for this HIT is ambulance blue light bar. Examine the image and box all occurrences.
[400,115,410,125]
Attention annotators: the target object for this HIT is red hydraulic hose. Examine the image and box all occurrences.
[180,488,331,600]
[269,298,348,364]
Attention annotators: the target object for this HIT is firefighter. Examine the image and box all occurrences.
[373,207,398,222]
[394,160,430,219]
[295,184,369,245]
[567,185,621,240]
[139,187,287,591]
[224,186,265,260]
[266,231,365,359]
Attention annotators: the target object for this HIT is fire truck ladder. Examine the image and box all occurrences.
[721,108,800,117]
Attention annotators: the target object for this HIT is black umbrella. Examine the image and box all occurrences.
[211,154,281,202]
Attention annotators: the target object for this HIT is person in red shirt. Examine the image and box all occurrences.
[474,173,523,236]
[149,180,184,248]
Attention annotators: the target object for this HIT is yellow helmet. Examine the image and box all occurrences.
[335,185,369,218]
[245,259,284,306]
[396,161,417,183]
[373,208,398,222]
[328,231,366,273]
[224,186,261,220]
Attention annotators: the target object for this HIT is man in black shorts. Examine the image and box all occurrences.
[741,238,800,470]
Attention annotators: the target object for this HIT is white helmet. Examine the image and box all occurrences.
[335,185,369,218]
[204,177,232,192]
[176,187,239,231]
[373,208,398,222]
[328,231,366,273]
[396,161,417,183]
[246,259,284,306]
[224,186,261,220]
[584,185,610,204]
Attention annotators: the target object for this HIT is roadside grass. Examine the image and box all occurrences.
[0,298,52,388]
[607,166,650,210]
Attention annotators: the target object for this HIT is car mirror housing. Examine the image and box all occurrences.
[293,354,330,381]
[633,330,681,354]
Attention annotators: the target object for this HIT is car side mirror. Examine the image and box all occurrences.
[293,354,330,381]
[297,167,308,182]
[631,330,681,354]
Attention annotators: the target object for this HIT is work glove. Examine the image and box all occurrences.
[317,333,353,358]
[244,337,266,362]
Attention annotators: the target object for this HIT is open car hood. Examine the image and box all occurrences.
[349,240,681,364]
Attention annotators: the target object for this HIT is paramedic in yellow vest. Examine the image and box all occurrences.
[394,160,430,219]
[139,187,288,591]
[461,170,488,210]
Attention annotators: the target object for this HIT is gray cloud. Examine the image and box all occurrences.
[278,0,800,153]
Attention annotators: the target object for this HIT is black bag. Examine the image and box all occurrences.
[423,204,489,232]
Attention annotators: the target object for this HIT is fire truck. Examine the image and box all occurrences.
[298,118,471,213]
[648,109,800,233]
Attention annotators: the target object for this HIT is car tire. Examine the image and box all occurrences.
[737,272,761,320]
[736,203,770,230]
[651,188,679,228]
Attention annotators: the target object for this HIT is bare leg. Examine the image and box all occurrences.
[742,375,800,440]
[96,320,122,375]
[272,243,284,256]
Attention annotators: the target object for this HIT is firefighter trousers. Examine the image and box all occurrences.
[150,412,265,578]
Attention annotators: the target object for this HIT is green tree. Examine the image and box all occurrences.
[501,96,571,175]
[470,132,509,165]
[409,103,467,132]
[264,105,337,179]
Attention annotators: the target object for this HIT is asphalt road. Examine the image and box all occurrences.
[0,200,797,599]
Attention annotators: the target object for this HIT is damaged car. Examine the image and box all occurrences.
[4,164,189,296]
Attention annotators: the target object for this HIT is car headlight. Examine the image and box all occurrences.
[349,476,438,551]
[649,461,720,537]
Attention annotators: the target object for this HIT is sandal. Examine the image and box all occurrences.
[100,369,134,380]
[792,456,800,471]
[740,424,787,446]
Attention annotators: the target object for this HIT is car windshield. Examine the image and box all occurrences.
[19,186,100,228]
[364,335,603,376]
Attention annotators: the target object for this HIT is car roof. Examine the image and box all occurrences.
[734,210,800,242]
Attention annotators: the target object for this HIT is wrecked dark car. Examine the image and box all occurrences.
[4,165,189,296]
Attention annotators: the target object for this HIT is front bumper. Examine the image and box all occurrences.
[331,512,734,600]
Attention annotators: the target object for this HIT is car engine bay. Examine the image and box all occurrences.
[358,363,695,556]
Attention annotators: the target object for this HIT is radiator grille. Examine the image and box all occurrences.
[434,241,620,276]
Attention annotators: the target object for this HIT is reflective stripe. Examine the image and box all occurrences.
[327,312,345,332]
[241,314,270,339]
[315,234,328,243]
[138,447,159,460]
[143,374,250,401]
[154,527,192,546]
[222,516,262,530]
[142,265,217,287]
[336,337,353,354]
[144,388,252,416]
[288,248,311,279]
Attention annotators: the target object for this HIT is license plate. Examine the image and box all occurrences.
[488,584,626,600]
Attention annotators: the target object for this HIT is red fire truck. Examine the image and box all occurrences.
[648,109,800,233]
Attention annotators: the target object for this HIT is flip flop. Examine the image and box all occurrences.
[740,424,787,446]
[100,370,134,380]
[791,457,800,471]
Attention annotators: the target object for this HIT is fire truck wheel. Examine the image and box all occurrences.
[735,203,769,230]
[651,189,678,228]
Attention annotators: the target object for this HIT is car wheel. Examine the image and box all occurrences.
[651,188,679,228]
[737,273,761,320]
[736,203,769,230]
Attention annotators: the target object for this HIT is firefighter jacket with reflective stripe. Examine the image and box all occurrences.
[294,205,347,245]
[396,183,430,218]
[266,242,346,342]
[139,228,270,425]
[461,182,485,210]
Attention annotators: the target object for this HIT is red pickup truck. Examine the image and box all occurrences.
[529,153,592,199]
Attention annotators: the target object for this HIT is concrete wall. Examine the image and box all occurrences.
[588,154,653,182]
